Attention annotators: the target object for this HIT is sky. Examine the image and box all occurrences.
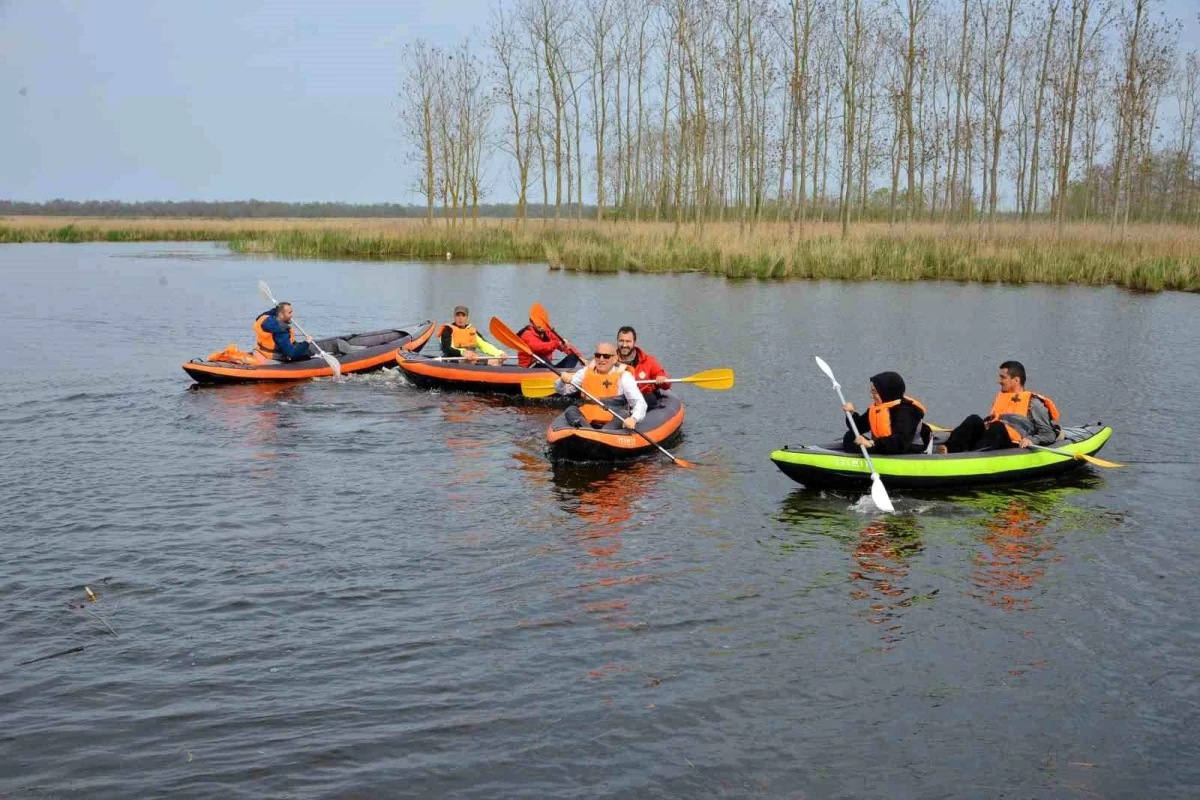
[1,0,1198,204]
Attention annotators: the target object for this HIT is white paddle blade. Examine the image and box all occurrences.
[258,280,275,305]
[870,474,895,513]
[319,352,342,378]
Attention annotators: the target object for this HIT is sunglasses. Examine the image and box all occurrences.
[594,352,616,359]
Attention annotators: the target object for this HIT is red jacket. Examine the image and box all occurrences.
[517,325,568,367]
[621,347,671,394]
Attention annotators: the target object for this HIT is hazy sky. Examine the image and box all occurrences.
[2,0,1197,204]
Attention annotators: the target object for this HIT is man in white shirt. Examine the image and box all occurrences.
[555,341,648,430]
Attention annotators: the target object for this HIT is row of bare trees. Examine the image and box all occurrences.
[399,0,1200,232]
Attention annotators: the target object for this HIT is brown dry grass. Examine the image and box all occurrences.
[2,215,1196,291]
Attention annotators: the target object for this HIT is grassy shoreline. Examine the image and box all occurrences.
[2,216,1196,292]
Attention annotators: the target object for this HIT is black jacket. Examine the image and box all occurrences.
[845,400,927,455]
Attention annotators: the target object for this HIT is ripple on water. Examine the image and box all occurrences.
[2,245,1198,797]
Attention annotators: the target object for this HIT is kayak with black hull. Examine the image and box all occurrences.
[183,322,435,384]
[547,393,685,462]
[395,349,564,397]
[770,424,1113,490]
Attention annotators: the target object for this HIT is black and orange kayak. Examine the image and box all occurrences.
[546,394,685,462]
[395,349,562,396]
[183,322,434,383]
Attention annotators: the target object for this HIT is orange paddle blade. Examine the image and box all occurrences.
[529,302,551,332]
[489,317,531,355]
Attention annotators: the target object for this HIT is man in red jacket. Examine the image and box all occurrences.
[616,326,671,408]
[516,305,582,368]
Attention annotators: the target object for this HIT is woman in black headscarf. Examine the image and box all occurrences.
[841,371,930,454]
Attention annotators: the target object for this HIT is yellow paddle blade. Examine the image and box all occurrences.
[927,422,952,432]
[675,368,734,390]
[1073,452,1124,468]
[520,378,560,398]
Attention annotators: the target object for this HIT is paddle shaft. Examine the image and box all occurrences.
[831,382,886,479]
[520,369,732,399]
[551,326,585,359]
[493,319,690,466]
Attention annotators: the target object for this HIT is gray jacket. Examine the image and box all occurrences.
[997,396,1058,446]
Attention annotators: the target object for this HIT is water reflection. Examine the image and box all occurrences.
[440,397,504,505]
[968,500,1055,611]
[185,381,306,472]
[771,479,1113,646]
[850,514,925,648]
[942,481,1099,612]
[550,461,666,629]
[774,492,930,648]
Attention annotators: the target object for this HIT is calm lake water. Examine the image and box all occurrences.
[1,242,1198,798]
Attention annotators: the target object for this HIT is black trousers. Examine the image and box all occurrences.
[564,404,630,430]
[944,414,1016,453]
[841,429,930,454]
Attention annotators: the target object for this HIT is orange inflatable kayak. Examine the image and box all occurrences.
[395,349,564,397]
[183,322,434,383]
[546,393,685,461]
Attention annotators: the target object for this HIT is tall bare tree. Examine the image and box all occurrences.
[489,3,536,222]
[399,40,444,223]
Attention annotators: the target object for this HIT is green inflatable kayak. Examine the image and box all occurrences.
[770,424,1113,490]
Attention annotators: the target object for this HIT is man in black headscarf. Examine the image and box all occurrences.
[841,371,930,454]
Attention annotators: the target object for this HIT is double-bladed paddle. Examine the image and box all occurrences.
[490,316,694,468]
[257,280,341,378]
[519,368,734,398]
[815,356,895,513]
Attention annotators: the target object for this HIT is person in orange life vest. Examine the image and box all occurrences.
[253,302,313,362]
[555,342,647,430]
[516,305,581,369]
[440,306,507,365]
[615,326,671,409]
[938,360,1061,453]
[840,371,931,454]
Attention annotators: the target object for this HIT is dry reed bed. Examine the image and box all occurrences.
[2,216,1196,291]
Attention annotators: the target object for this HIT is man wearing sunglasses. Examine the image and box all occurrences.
[555,342,647,430]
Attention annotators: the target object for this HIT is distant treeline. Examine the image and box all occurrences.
[0,199,597,219]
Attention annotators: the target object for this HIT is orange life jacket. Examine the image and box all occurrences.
[254,312,294,358]
[449,323,478,350]
[867,396,927,439]
[207,343,257,365]
[986,391,1060,443]
[578,364,627,424]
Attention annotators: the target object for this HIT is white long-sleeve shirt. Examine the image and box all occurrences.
[555,367,648,422]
